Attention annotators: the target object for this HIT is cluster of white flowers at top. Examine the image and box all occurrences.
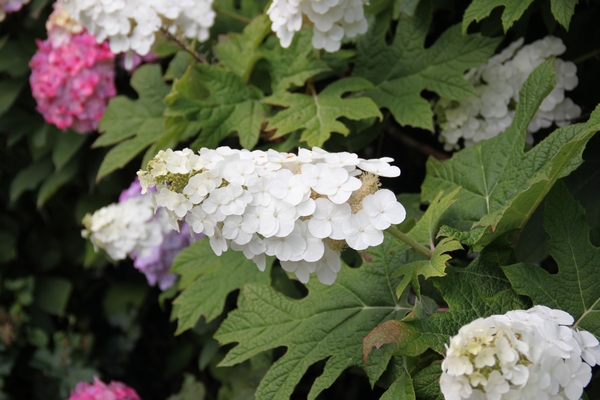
[137,146,406,285]
[441,305,600,400]
[268,0,368,52]
[61,0,215,55]
[434,36,581,151]
[82,194,172,261]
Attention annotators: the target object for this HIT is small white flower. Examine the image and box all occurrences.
[361,189,406,230]
[342,210,384,250]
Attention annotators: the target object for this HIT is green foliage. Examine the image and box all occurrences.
[354,4,501,130]
[503,182,600,336]
[95,64,171,181]
[165,63,268,150]
[263,29,330,93]
[462,0,579,33]
[171,240,273,334]
[422,59,600,250]
[215,234,415,400]
[213,14,272,82]
[380,366,415,400]
[392,188,462,297]
[265,77,382,147]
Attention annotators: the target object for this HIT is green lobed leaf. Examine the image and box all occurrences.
[380,366,416,400]
[422,59,600,250]
[462,0,534,33]
[215,233,415,400]
[550,0,578,30]
[462,0,578,32]
[503,181,600,336]
[354,4,501,130]
[96,121,164,182]
[164,51,194,81]
[263,29,331,93]
[393,237,463,298]
[412,362,443,400]
[164,64,268,150]
[213,14,272,82]
[94,64,170,181]
[265,77,382,147]
[377,241,528,359]
[171,239,273,334]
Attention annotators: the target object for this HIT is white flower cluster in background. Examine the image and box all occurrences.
[137,146,406,285]
[268,0,368,52]
[82,194,172,261]
[434,36,581,150]
[441,305,600,400]
[61,0,215,55]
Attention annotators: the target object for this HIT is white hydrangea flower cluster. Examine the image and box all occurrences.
[267,0,368,52]
[440,305,600,400]
[82,194,172,261]
[61,0,215,55]
[435,36,581,150]
[137,146,406,285]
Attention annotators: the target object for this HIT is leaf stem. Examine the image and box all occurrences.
[160,28,206,63]
[573,48,600,65]
[386,226,433,259]
[214,6,252,24]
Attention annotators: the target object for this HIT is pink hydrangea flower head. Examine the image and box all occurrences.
[68,377,140,400]
[29,13,116,134]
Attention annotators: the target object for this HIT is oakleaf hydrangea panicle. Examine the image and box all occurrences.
[29,2,115,133]
[82,179,197,290]
[440,305,600,400]
[137,146,406,285]
[0,0,30,22]
[68,377,140,400]
[268,0,369,52]
[434,36,581,150]
[61,0,216,55]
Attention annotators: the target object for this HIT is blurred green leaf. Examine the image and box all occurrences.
[0,78,27,116]
[35,277,73,316]
[51,131,87,171]
[167,374,206,400]
[9,157,53,204]
[37,156,80,207]
[94,64,170,180]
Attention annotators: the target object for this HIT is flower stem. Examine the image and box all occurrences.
[214,6,252,24]
[386,226,433,259]
[573,48,600,65]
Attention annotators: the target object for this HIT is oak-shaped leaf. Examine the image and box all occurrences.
[94,65,170,181]
[263,29,331,93]
[364,239,528,362]
[164,63,268,150]
[353,3,500,130]
[171,239,272,335]
[215,233,416,400]
[265,77,382,147]
[503,181,600,336]
[422,59,600,250]
[463,0,578,33]
[213,14,272,82]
